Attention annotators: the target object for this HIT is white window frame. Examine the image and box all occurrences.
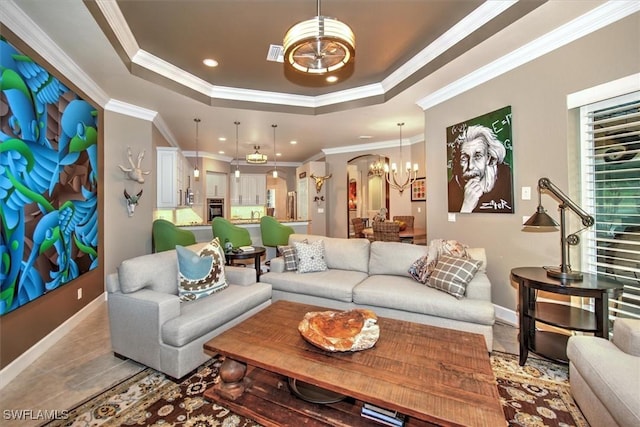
[579,89,640,321]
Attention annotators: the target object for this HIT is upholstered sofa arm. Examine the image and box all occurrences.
[108,289,181,364]
[224,266,258,286]
[268,257,285,273]
[613,318,640,357]
[465,272,492,301]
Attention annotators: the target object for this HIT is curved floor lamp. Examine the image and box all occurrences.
[523,177,595,281]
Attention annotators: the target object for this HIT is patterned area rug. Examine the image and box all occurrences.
[44,352,587,427]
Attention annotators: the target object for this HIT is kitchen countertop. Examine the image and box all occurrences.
[178,219,310,228]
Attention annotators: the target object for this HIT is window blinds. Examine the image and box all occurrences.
[581,92,640,320]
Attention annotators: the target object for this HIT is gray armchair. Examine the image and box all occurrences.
[567,318,640,427]
[106,244,271,379]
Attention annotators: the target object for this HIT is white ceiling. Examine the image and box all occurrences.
[3,0,621,165]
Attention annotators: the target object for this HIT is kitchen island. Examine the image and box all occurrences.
[181,219,310,260]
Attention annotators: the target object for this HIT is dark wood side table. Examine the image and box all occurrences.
[511,267,623,366]
[224,246,266,282]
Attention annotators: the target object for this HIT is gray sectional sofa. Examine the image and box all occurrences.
[106,243,272,379]
[260,234,496,350]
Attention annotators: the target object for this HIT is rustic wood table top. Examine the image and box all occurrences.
[203,300,504,427]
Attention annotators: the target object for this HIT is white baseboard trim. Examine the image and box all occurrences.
[495,304,518,327]
[0,293,107,389]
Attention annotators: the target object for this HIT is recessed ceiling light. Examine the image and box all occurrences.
[276,153,282,157]
[203,58,218,67]
[359,135,373,139]
[290,140,297,145]
[218,137,226,141]
[326,76,338,83]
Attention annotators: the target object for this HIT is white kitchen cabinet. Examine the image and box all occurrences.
[157,147,189,208]
[229,174,266,206]
[206,172,227,198]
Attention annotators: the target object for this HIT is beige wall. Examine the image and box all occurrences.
[104,112,155,276]
[423,14,640,312]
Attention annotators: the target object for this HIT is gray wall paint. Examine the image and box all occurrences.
[423,15,639,312]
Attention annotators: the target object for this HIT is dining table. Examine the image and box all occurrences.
[363,226,426,242]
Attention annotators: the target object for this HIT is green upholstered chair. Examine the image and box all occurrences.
[152,219,197,253]
[212,217,252,248]
[260,216,294,248]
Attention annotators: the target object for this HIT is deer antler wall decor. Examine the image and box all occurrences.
[309,173,332,194]
[119,147,151,184]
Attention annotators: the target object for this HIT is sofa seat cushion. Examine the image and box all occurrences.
[567,335,640,427]
[353,275,495,325]
[161,283,271,347]
[261,269,368,302]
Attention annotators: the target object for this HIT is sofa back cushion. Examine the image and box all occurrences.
[369,241,428,277]
[118,250,180,294]
[289,234,370,273]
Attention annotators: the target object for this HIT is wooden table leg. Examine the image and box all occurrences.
[518,280,529,366]
[213,358,251,400]
[254,254,261,282]
[595,292,608,338]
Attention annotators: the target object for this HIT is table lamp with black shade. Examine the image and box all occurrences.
[523,177,595,281]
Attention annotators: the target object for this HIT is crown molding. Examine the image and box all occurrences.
[323,134,425,156]
[417,0,640,111]
[383,1,517,92]
[93,0,515,110]
[94,0,138,58]
[1,0,110,107]
[105,99,157,121]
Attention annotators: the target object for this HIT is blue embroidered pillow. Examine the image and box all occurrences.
[176,243,227,302]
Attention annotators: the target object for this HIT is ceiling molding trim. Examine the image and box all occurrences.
[93,0,139,58]
[105,99,157,121]
[383,0,518,92]
[209,85,317,108]
[96,0,511,110]
[152,115,180,148]
[314,84,386,107]
[323,133,425,156]
[2,0,110,107]
[416,0,640,111]
[183,151,233,163]
[132,49,215,96]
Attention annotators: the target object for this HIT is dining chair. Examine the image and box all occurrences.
[393,215,415,243]
[351,217,366,238]
[372,221,400,242]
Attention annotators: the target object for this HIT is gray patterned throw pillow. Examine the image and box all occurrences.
[294,239,327,274]
[278,245,298,271]
[427,255,481,299]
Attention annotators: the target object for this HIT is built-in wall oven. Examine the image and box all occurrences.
[207,198,224,222]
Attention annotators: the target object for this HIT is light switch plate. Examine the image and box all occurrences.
[448,213,456,222]
[522,186,531,200]
[318,208,324,213]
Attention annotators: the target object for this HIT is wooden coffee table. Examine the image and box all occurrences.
[203,300,504,427]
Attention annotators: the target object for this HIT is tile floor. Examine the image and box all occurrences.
[0,300,519,427]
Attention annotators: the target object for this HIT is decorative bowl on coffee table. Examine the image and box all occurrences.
[298,308,380,352]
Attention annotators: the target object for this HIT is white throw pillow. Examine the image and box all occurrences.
[294,239,327,274]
